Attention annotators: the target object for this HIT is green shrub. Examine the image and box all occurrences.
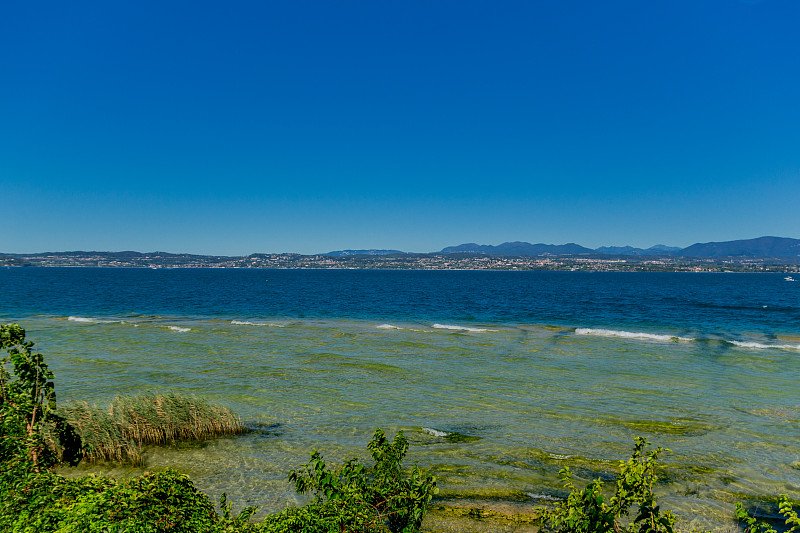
[735,495,800,533]
[288,428,439,533]
[537,437,675,533]
[0,431,437,533]
[1,324,80,476]
[0,468,224,532]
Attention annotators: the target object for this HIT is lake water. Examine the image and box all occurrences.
[1,268,798,530]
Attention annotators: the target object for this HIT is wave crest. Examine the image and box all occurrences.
[231,320,285,327]
[729,340,800,351]
[432,323,496,333]
[575,328,693,342]
[421,427,449,437]
[68,316,122,324]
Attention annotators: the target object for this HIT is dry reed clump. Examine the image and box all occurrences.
[57,401,142,464]
[59,393,246,465]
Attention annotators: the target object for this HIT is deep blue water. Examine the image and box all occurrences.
[2,268,798,336]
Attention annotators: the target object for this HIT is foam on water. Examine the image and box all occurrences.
[231,320,285,327]
[376,324,402,330]
[574,328,693,342]
[432,323,496,333]
[422,427,449,437]
[729,340,800,351]
[167,326,191,332]
[68,316,124,324]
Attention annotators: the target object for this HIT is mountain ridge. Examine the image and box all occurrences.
[324,249,406,257]
[5,237,799,260]
[436,236,800,257]
[439,241,594,255]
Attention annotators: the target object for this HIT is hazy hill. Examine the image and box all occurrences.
[594,245,682,255]
[439,237,800,258]
[6,237,800,262]
[440,241,594,255]
[677,236,800,258]
[324,249,406,256]
[649,244,683,253]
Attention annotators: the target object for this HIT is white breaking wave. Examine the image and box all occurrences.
[168,326,191,332]
[68,316,98,323]
[575,328,693,342]
[730,340,800,351]
[231,320,285,327]
[432,323,496,333]
[68,316,122,324]
[421,427,449,438]
[376,324,402,330]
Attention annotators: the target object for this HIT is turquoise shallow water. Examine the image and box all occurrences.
[1,269,799,530]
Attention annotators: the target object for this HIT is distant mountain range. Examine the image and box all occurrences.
[594,244,682,255]
[677,236,800,258]
[324,249,406,257]
[439,236,800,257]
[5,237,799,265]
[439,241,594,255]
[325,236,800,258]
[438,242,685,256]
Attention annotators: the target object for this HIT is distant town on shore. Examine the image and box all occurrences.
[2,236,799,273]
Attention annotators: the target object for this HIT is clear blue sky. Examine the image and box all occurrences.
[2,1,798,255]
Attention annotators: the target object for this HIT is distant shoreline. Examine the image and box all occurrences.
[1,251,799,273]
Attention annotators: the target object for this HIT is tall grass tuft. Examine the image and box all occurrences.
[59,393,246,464]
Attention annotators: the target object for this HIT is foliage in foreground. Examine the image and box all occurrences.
[289,428,439,532]
[534,438,800,533]
[735,497,800,533]
[537,437,675,533]
[0,431,436,533]
[0,324,80,476]
[1,469,224,533]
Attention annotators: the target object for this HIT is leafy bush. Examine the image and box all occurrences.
[288,428,439,533]
[735,495,800,533]
[0,324,80,476]
[0,468,245,533]
[0,430,436,533]
[537,437,675,533]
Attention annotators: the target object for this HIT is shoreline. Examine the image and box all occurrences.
[3,252,799,273]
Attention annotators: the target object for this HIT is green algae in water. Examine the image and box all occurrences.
[418,427,483,444]
[445,432,482,444]
[620,418,717,436]
[425,503,541,533]
[436,488,534,503]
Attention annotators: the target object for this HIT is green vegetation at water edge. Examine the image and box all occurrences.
[59,393,245,465]
[3,323,800,532]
